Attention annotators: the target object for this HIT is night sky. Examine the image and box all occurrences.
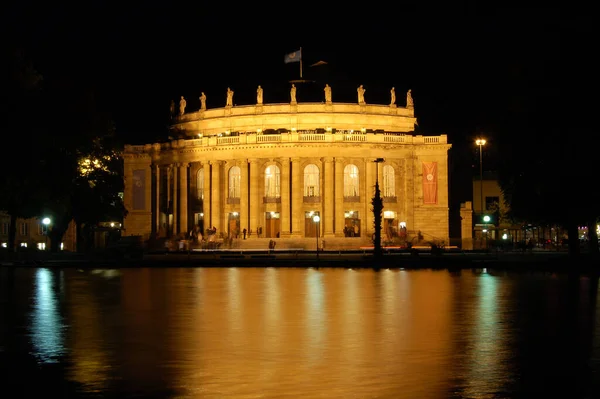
[5,5,588,237]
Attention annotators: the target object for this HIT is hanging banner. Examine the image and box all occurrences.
[422,162,438,205]
[132,169,146,210]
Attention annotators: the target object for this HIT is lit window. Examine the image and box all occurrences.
[303,164,320,196]
[229,166,241,199]
[344,164,359,197]
[383,165,395,197]
[265,165,281,198]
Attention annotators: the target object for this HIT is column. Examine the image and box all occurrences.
[290,157,302,237]
[323,157,335,238]
[279,157,291,237]
[179,163,189,234]
[211,161,221,232]
[154,164,160,235]
[407,154,416,231]
[166,165,171,236]
[173,164,178,234]
[249,159,260,236]
[334,157,345,237]
[240,160,249,234]
[203,165,211,232]
[364,159,375,239]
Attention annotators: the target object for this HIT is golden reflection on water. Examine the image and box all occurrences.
[24,267,579,398]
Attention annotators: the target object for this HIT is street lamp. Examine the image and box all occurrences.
[476,138,486,248]
[313,214,320,259]
[42,217,51,251]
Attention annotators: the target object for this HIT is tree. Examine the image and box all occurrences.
[371,172,384,258]
[0,47,45,252]
[493,17,599,258]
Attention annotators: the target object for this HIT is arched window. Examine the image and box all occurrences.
[383,165,395,197]
[265,165,280,198]
[196,168,204,200]
[303,164,320,196]
[344,164,359,197]
[229,166,241,199]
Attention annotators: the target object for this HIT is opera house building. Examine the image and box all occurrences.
[123,86,451,250]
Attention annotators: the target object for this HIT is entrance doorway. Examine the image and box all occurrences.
[344,210,360,237]
[304,211,320,237]
[194,212,205,235]
[228,212,240,238]
[265,212,281,238]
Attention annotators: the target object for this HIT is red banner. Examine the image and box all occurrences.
[422,162,438,204]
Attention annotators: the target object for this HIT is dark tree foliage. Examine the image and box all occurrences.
[495,17,599,257]
[1,46,126,253]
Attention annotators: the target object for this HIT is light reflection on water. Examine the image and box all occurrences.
[2,266,600,398]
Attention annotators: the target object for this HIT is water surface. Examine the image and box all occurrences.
[1,266,599,398]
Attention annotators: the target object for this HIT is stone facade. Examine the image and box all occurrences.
[123,100,451,249]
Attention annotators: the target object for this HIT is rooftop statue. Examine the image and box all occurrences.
[200,92,207,110]
[257,85,263,104]
[179,96,186,115]
[406,89,414,108]
[390,87,396,106]
[226,87,234,107]
[290,84,297,103]
[357,85,366,104]
[324,84,332,103]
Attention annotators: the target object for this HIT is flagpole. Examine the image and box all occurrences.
[299,47,303,79]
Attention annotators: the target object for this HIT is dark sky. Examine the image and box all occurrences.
[6,4,590,236]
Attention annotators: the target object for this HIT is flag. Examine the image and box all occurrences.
[310,60,328,67]
[284,49,302,63]
[422,162,438,205]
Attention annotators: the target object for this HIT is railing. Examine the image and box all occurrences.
[217,136,240,145]
[299,134,326,142]
[124,133,448,154]
[257,135,281,143]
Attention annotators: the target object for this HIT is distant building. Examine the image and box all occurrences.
[0,212,76,251]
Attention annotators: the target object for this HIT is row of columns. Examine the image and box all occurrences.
[153,157,385,238]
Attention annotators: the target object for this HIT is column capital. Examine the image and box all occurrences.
[178,162,189,168]
[322,157,334,163]
[248,158,259,164]
[279,157,290,163]
[291,157,301,163]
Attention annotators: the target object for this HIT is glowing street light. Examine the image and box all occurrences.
[313,214,320,259]
[42,217,51,251]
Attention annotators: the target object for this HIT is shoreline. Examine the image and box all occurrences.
[2,249,599,273]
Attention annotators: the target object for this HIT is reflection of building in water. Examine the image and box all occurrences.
[123,87,451,249]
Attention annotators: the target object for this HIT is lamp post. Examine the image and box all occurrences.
[42,217,51,251]
[475,138,486,248]
[313,214,320,259]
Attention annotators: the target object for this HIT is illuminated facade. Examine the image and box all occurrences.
[123,94,451,249]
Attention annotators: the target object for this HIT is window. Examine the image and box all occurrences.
[344,164,360,197]
[382,165,395,197]
[1,221,8,235]
[229,166,241,199]
[196,168,204,200]
[304,164,320,196]
[265,165,280,198]
[20,222,28,236]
